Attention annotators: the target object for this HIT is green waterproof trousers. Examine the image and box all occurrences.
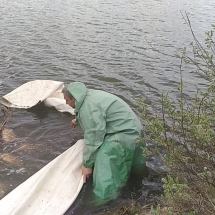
[93,133,145,200]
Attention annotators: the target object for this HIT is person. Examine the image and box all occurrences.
[62,82,146,200]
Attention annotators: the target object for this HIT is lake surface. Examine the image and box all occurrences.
[0,0,214,214]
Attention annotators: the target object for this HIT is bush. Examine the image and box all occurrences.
[139,14,215,215]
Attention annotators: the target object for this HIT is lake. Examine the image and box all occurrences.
[0,0,214,214]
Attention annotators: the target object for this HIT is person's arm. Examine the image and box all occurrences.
[70,118,76,128]
[79,102,106,169]
[82,166,92,183]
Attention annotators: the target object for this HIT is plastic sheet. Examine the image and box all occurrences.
[0,80,74,114]
[0,140,85,215]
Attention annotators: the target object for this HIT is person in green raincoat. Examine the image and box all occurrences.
[62,82,146,200]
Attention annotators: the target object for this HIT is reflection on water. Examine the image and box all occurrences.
[0,0,214,213]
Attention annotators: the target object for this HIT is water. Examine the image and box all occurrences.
[0,0,214,213]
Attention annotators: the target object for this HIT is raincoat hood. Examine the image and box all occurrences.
[67,82,87,114]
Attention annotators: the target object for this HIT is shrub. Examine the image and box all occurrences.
[139,14,215,215]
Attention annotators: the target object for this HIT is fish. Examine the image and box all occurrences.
[0,153,22,166]
[1,128,17,143]
[0,182,8,199]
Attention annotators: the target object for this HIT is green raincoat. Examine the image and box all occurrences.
[67,82,146,200]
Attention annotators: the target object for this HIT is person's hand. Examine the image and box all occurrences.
[70,119,76,128]
[82,166,92,183]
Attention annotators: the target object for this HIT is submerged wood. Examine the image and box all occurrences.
[0,106,11,132]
